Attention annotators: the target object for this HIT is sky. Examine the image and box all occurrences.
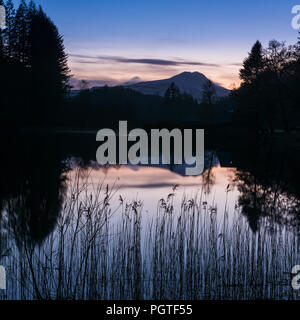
[12,0,300,88]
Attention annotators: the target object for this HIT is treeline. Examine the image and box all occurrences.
[64,81,231,129]
[0,0,69,129]
[63,84,199,128]
[232,38,300,133]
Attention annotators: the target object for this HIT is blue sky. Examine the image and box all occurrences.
[12,0,300,87]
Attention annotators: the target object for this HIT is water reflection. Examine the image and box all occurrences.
[0,135,68,248]
[0,133,299,300]
[1,133,299,244]
[229,145,300,233]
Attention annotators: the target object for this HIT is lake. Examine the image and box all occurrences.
[0,132,299,300]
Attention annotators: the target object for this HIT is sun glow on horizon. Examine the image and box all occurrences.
[68,55,242,89]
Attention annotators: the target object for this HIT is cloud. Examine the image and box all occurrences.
[228,62,243,67]
[122,76,142,85]
[69,76,143,89]
[69,53,220,67]
[69,77,120,89]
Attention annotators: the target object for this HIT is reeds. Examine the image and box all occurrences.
[0,168,299,300]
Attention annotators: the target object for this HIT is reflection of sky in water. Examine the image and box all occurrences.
[69,164,240,218]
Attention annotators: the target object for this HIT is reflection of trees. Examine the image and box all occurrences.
[201,152,216,194]
[230,146,300,233]
[0,134,67,248]
[233,171,300,232]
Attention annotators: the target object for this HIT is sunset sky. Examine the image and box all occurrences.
[14,0,300,88]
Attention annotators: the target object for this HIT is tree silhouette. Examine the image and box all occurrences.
[164,82,181,102]
[0,0,4,62]
[28,5,70,125]
[240,40,264,84]
[3,0,15,59]
[264,40,292,132]
[234,38,300,133]
[202,79,216,105]
[199,79,217,123]
[237,41,264,131]
[12,0,29,63]
[0,1,70,128]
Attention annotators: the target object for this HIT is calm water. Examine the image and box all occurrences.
[0,133,299,299]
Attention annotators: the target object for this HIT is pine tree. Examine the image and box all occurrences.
[28,0,37,14]
[240,41,264,84]
[0,0,6,129]
[4,0,15,59]
[0,30,3,62]
[13,0,29,63]
[164,82,180,101]
[201,79,217,123]
[0,0,5,65]
[202,79,216,105]
[28,6,70,125]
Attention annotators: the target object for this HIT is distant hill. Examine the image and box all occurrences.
[126,72,230,101]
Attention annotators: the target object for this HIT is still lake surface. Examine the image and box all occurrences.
[0,133,299,299]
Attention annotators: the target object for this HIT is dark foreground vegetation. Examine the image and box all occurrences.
[0,168,299,300]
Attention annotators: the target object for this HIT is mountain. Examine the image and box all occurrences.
[126,72,230,102]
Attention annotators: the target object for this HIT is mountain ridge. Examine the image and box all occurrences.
[126,71,230,101]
